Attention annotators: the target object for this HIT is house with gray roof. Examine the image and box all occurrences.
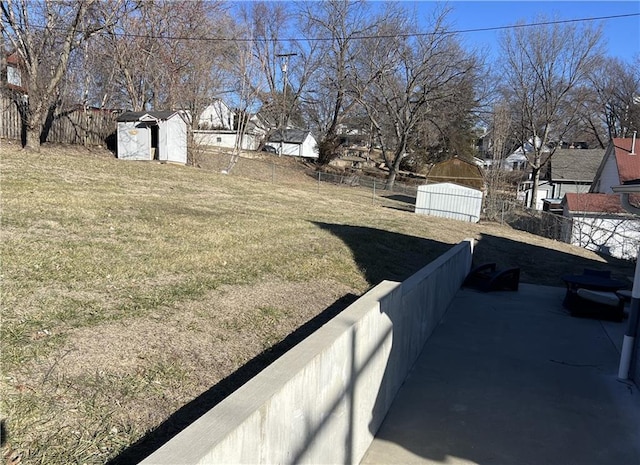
[560,139,640,260]
[267,129,318,159]
[547,148,605,198]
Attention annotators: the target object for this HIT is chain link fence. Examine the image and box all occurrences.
[483,196,570,241]
[193,148,638,260]
[484,195,639,260]
[192,149,420,211]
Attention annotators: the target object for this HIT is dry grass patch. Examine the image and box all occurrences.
[1,143,634,464]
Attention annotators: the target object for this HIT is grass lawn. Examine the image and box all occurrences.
[1,142,634,464]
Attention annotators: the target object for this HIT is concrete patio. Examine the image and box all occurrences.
[361,283,640,465]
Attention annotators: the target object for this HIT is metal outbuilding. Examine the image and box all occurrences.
[415,182,483,223]
[116,110,190,164]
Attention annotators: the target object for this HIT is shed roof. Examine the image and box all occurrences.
[426,156,484,190]
[268,129,312,144]
[117,110,183,123]
[550,148,605,182]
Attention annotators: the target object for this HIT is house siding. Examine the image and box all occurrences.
[302,134,318,158]
[552,182,591,199]
[564,211,640,260]
[591,144,618,193]
[193,131,260,151]
[199,101,234,130]
[599,155,621,194]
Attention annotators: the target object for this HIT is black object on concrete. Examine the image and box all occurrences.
[463,263,520,292]
[561,269,628,321]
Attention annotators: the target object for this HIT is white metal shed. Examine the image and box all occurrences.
[415,182,483,223]
[116,110,190,164]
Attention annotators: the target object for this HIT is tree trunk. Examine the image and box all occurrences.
[386,141,406,191]
[529,166,540,209]
[386,169,398,191]
[23,101,45,151]
[24,125,41,151]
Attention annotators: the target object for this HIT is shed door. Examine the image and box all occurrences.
[135,123,152,160]
[117,122,152,160]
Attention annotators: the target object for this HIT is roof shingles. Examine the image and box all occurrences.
[613,137,640,183]
[550,148,605,182]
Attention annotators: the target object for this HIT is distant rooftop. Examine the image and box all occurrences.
[550,148,604,182]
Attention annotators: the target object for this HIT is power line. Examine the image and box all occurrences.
[2,12,639,43]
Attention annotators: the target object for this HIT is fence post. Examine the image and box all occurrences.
[317,172,321,193]
[372,180,376,205]
[272,163,275,183]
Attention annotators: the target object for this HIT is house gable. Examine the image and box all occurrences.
[591,138,640,193]
[613,138,640,183]
[198,100,234,130]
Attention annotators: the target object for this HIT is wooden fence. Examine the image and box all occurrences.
[1,94,118,147]
[0,94,22,140]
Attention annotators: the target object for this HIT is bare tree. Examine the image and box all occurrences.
[221,21,265,173]
[1,0,124,150]
[579,56,640,147]
[240,2,293,128]
[352,5,479,189]
[298,0,378,164]
[499,17,603,208]
[483,101,521,219]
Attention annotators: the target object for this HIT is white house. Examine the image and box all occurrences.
[561,138,640,259]
[116,110,190,164]
[267,129,319,159]
[194,102,273,151]
[198,99,235,130]
[501,138,551,171]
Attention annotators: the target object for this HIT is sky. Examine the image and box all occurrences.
[404,1,640,62]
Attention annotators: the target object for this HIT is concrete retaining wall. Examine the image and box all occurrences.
[141,239,474,465]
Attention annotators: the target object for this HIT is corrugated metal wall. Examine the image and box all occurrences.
[415,182,483,223]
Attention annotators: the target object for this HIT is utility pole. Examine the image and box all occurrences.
[276,52,296,156]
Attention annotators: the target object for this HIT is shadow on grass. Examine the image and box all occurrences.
[108,223,451,464]
[471,233,635,287]
[108,223,634,464]
[107,292,358,465]
[379,193,416,204]
[313,222,453,285]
